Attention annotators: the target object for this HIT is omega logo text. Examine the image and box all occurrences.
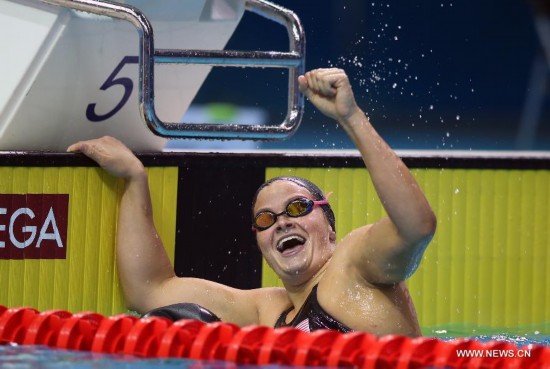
[0,194,69,259]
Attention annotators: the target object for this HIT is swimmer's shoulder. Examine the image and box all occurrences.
[245,286,290,327]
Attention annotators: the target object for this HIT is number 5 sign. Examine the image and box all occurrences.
[0,0,244,151]
[86,56,138,122]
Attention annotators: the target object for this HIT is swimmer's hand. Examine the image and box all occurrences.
[67,136,145,179]
[298,68,362,124]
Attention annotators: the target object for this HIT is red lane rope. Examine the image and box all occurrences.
[0,305,548,368]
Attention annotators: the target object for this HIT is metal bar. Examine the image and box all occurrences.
[37,0,151,30]
[35,0,305,141]
[154,49,302,68]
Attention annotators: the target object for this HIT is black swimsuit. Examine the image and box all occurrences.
[274,284,352,333]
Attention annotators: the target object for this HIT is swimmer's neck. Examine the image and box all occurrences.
[282,260,330,311]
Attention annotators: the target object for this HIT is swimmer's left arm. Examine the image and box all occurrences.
[300,69,437,284]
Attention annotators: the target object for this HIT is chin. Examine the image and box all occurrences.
[280,262,315,281]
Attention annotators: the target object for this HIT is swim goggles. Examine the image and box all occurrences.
[253,197,329,231]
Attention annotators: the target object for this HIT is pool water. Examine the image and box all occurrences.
[0,345,236,369]
[425,322,550,346]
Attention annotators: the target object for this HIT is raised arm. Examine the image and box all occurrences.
[67,136,265,324]
[299,69,436,284]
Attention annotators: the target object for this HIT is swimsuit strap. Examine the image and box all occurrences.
[274,286,317,328]
[274,305,294,327]
[273,285,353,333]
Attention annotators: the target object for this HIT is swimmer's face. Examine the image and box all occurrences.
[253,180,336,284]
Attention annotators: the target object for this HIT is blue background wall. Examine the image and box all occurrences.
[185,0,549,151]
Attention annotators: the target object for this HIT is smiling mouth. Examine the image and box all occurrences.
[276,235,306,253]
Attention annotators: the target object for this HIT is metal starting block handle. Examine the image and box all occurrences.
[38,0,306,140]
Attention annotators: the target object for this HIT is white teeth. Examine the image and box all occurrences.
[276,235,305,252]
